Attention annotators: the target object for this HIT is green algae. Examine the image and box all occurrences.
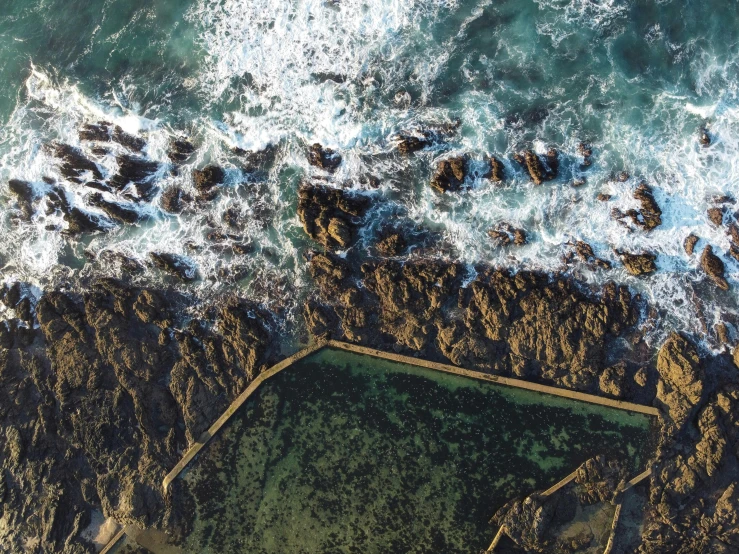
[179,348,655,554]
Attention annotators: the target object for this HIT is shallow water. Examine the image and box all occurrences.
[1,0,738,341]
[179,349,654,554]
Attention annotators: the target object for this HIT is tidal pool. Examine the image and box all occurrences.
[179,348,655,554]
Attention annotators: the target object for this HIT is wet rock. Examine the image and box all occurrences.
[375,229,407,257]
[63,207,111,235]
[514,149,557,185]
[84,180,113,192]
[615,250,657,276]
[79,123,111,142]
[572,241,611,270]
[223,207,241,229]
[87,193,144,224]
[633,182,662,230]
[430,155,468,193]
[160,186,192,214]
[597,193,611,201]
[8,179,38,220]
[50,143,103,181]
[684,234,699,256]
[149,252,198,282]
[488,223,527,246]
[112,126,145,152]
[486,155,505,183]
[297,183,369,250]
[395,133,432,155]
[109,155,159,194]
[233,144,277,172]
[168,137,195,163]
[572,178,586,187]
[699,128,711,147]
[100,250,145,274]
[708,207,725,227]
[578,142,593,168]
[700,245,730,290]
[193,166,225,192]
[307,143,342,172]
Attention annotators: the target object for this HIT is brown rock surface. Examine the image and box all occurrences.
[615,250,657,276]
[297,183,369,250]
[700,245,730,290]
[655,333,704,430]
[430,155,468,193]
[683,234,699,256]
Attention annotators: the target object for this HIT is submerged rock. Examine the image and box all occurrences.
[615,250,657,276]
[307,143,342,172]
[700,245,730,290]
[149,252,198,282]
[430,155,468,193]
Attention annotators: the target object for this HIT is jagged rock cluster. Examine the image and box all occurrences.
[0,279,275,553]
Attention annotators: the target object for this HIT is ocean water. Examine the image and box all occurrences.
[179,348,654,553]
[1,0,738,342]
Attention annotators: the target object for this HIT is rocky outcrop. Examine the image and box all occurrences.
[612,183,662,231]
[8,179,38,220]
[514,150,556,185]
[684,234,699,256]
[109,155,159,201]
[306,255,636,390]
[87,193,145,224]
[0,281,274,552]
[615,250,657,276]
[700,245,730,290]
[655,333,704,431]
[149,252,198,282]
[50,143,104,182]
[487,156,505,182]
[297,184,369,250]
[569,241,611,270]
[307,144,342,172]
[168,138,195,163]
[488,223,527,246]
[430,155,468,193]
[160,186,193,214]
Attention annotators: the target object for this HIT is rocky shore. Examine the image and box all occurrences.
[2,124,739,553]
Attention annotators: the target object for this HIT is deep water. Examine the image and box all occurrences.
[1,0,738,341]
[179,349,654,554]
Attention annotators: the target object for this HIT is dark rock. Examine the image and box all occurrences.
[79,123,110,142]
[8,180,37,220]
[112,126,145,152]
[84,181,113,192]
[160,186,192,214]
[109,155,159,191]
[699,129,711,147]
[514,150,556,185]
[396,135,431,155]
[297,183,369,250]
[430,155,468,193]
[597,193,611,201]
[168,138,195,163]
[684,234,699,256]
[307,143,342,172]
[63,207,111,235]
[50,143,103,181]
[193,166,225,191]
[700,245,729,290]
[615,250,657,276]
[149,252,198,282]
[232,144,277,172]
[87,193,144,224]
[100,250,145,273]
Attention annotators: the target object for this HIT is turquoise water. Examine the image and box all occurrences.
[1,0,738,338]
[178,349,654,553]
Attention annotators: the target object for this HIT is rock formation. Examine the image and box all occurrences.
[297,183,369,250]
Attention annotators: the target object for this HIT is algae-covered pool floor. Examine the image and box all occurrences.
[179,348,654,554]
